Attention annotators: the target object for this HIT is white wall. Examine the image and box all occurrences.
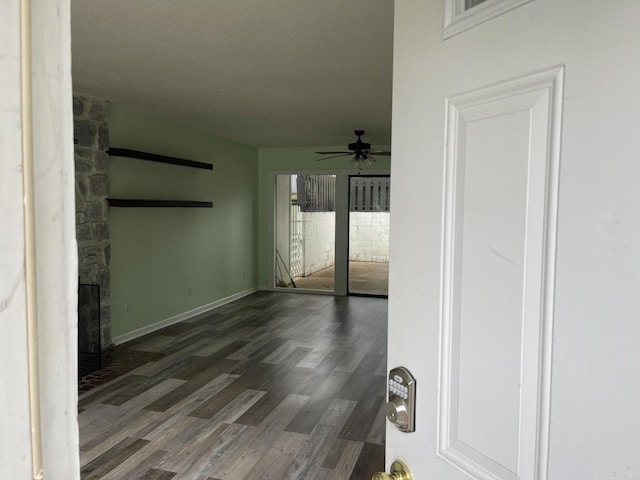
[349,212,390,262]
[300,211,335,275]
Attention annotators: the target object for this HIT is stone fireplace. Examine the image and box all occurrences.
[73,93,111,347]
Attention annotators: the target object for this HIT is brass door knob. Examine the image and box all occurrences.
[371,460,413,480]
[372,473,394,480]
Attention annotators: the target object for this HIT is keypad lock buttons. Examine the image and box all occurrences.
[386,367,416,432]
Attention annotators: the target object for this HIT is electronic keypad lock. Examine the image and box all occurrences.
[386,367,416,432]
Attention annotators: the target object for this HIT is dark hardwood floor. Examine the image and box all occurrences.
[78,291,388,479]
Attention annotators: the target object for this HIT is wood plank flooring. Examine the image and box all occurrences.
[78,291,388,479]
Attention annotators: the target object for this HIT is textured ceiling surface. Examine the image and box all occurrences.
[71,1,394,148]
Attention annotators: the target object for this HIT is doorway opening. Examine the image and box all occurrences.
[348,175,390,296]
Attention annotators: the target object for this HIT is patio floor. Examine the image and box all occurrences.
[288,260,389,296]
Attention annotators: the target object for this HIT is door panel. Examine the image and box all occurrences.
[439,68,562,480]
[388,0,640,479]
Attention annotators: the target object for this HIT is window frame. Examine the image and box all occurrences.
[443,0,535,39]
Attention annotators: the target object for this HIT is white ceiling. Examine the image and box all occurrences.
[71,1,394,148]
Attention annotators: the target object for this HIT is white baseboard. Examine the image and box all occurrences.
[111,287,258,346]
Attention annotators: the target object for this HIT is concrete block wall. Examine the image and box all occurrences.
[300,211,335,276]
[349,211,390,262]
[295,211,389,277]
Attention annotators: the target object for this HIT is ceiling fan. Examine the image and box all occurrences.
[316,130,391,168]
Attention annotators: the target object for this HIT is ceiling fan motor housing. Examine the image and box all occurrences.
[349,131,370,151]
[349,141,371,150]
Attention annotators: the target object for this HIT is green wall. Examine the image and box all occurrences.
[257,147,390,289]
[109,104,258,338]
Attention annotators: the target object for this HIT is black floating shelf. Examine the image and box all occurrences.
[107,199,213,208]
[107,147,213,170]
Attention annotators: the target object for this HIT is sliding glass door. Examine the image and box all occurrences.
[274,174,336,292]
[348,175,390,296]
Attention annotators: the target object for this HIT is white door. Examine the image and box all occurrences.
[387,1,640,479]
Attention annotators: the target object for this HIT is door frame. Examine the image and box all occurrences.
[1,0,79,478]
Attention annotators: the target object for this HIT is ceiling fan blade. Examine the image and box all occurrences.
[316,151,351,154]
[316,153,353,161]
[366,149,391,156]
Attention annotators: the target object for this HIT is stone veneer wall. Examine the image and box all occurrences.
[73,93,111,347]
